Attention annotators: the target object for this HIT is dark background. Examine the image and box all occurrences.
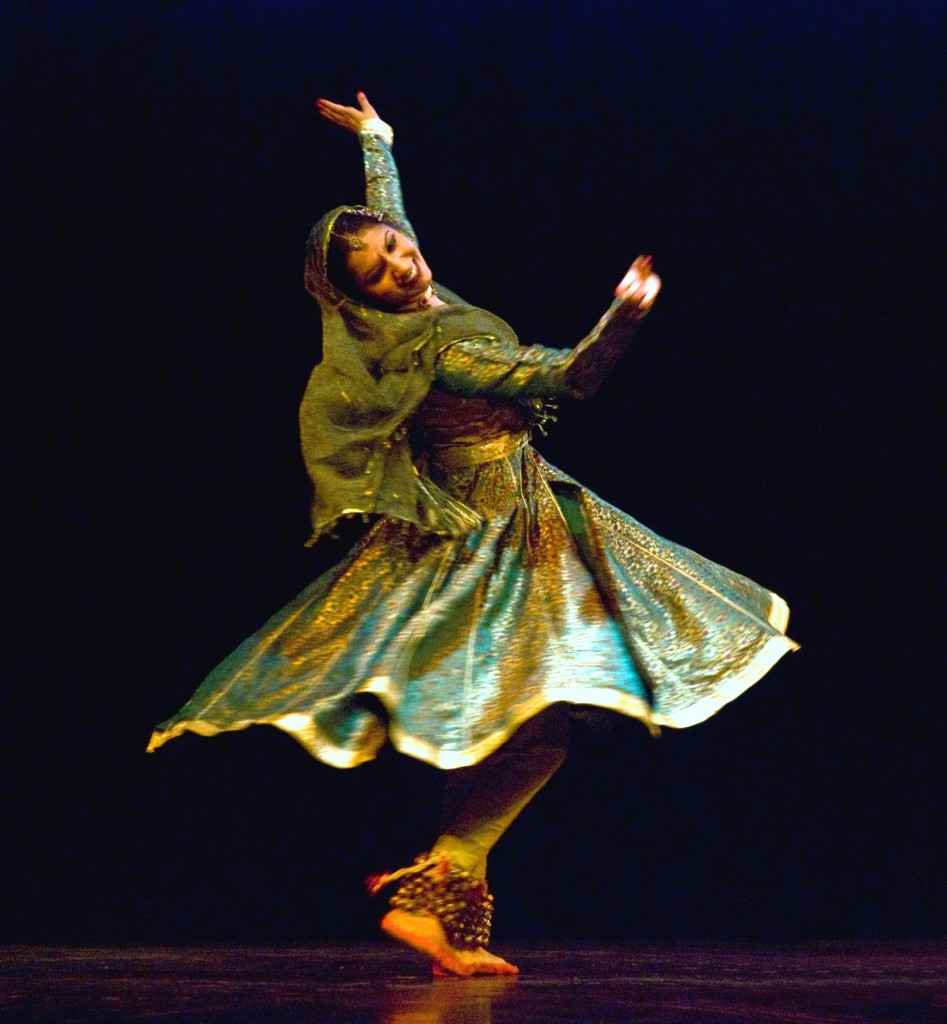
[4,1,943,945]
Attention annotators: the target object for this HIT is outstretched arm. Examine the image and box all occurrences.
[434,257,661,400]
[562,256,661,398]
[316,92,418,242]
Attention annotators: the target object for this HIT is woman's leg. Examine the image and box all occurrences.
[433,704,570,879]
[381,705,570,976]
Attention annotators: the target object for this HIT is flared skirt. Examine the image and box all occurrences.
[148,447,797,767]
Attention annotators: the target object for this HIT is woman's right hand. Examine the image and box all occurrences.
[316,91,381,133]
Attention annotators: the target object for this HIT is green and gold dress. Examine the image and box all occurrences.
[147,127,797,771]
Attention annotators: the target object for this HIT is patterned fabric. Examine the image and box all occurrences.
[296,131,638,542]
[147,128,797,765]
[147,432,795,765]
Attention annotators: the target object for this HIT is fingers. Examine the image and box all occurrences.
[356,90,379,118]
[315,92,379,132]
[618,273,660,312]
[615,255,652,297]
[315,98,355,119]
[315,98,347,115]
[315,98,362,133]
[639,273,661,310]
[614,255,661,314]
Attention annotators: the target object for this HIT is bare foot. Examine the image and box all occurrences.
[380,909,474,977]
[433,947,519,976]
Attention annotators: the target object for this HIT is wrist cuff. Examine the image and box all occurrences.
[358,118,394,145]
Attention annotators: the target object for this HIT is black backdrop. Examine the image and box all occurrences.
[4,1,944,944]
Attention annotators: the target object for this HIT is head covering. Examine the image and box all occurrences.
[299,206,516,543]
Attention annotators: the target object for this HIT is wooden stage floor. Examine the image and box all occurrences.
[1,944,944,1023]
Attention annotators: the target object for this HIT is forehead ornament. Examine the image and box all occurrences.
[333,233,368,252]
[329,205,386,254]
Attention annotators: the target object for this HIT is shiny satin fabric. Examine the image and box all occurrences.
[147,126,797,765]
[148,429,796,766]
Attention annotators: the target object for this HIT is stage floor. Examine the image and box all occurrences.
[1,944,944,1023]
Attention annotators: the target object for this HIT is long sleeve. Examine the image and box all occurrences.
[360,129,419,243]
[434,336,575,400]
[433,299,642,402]
[357,124,645,402]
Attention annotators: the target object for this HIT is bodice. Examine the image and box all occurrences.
[410,388,530,469]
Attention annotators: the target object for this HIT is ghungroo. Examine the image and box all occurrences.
[367,852,494,950]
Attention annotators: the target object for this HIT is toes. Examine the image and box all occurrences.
[432,961,474,978]
[460,949,520,976]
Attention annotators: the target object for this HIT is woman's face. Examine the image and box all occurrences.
[344,224,433,310]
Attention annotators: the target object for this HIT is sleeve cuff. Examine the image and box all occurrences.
[358,118,394,145]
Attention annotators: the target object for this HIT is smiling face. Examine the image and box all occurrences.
[342,223,434,311]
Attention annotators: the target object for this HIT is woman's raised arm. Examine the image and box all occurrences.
[316,92,418,242]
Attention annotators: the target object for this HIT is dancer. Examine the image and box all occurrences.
[148,92,797,976]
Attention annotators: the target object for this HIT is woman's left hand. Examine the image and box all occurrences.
[564,256,662,399]
[614,256,661,316]
[316,91,381,133]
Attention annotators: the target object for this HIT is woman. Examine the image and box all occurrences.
[148,93,797,976]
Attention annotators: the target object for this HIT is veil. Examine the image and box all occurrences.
[299,205,521,543]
